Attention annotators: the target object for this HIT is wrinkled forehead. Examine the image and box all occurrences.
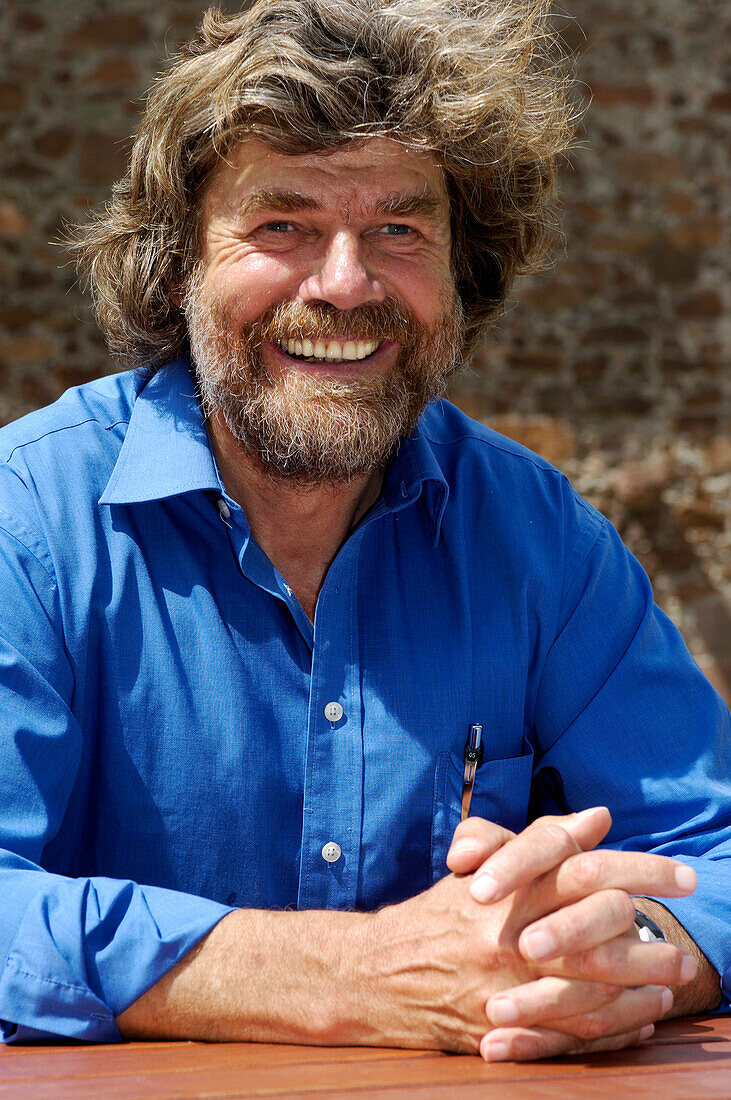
[202,135,450,224]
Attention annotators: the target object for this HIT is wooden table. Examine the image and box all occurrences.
[1,1016,729,1098]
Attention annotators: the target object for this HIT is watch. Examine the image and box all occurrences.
[634,908,667,943]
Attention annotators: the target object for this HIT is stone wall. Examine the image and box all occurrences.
[1,0,729,698]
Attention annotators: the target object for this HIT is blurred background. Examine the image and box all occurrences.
[0,0,728,699]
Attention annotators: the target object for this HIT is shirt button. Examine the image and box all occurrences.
[322,842,342,863]
[324,701,343,722]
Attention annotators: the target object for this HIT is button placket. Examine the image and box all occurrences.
[297,544,363,910]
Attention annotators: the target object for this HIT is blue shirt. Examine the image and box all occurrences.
[0,359,728,1042]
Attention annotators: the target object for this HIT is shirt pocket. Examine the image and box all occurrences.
[429,741,535,886]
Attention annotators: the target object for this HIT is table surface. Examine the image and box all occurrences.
[1,1015,729,1099]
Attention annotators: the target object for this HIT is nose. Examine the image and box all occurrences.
[298,230,386,310]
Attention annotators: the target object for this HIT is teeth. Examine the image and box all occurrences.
[278,337,381,361]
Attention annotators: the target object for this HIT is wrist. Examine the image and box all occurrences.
[632,898,722,1015]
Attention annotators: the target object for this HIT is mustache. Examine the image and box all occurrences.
[253,297,418,347]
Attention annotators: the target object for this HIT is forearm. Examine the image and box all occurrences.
[635,898,722,1016]
[117,830,712,1059]
[116,907,378,1044]
[117,897,487,1051]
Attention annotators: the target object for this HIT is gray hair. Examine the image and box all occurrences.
[69,0,575,368]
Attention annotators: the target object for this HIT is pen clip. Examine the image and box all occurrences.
[464,723,484,767]
[461,723,484,822]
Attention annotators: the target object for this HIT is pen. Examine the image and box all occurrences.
[461,723,484,821]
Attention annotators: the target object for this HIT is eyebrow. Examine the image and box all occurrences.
[373,189,443,222]
[236,186,444,224]
[236,188,321,219]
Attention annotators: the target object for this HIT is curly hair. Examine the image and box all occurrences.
[69,0,576,368]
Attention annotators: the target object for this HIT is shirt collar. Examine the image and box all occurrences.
[99,359,222,505]
[380,404,449,545]
[100,362,449,540]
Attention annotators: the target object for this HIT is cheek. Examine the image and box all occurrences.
[395,270,457,329]
[206,255,302,318]
[373,248,455,325]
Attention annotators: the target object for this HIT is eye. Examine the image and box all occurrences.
[261,221,295,233]
[379,223,417,237]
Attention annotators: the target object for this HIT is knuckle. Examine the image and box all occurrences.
[567,851,603,891]
[574,1013,608,1041]
[571,946,604,980]
[541,822,575,846]
[531,821,578,858]
[595,981,624,1005]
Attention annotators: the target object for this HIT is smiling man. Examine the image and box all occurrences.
[0,0,728,1061]
[187,136,464,619]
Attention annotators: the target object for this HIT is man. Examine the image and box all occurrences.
[0,0,727,1060]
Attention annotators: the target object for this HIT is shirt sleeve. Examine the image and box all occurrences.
[0,515,232,1042]
[532,508,731,1010]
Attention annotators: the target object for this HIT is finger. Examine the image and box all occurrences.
[539,984,673,1039]
[480,1023,655,1063]
[544,933,698,988]
[529,848,697,915]
[486,976,623,1027]
[519,888,637,963]
[487,979,672,1036]
[469,807,611,903]
[446,818,515,874]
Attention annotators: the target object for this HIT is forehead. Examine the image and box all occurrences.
[203,136,449,220]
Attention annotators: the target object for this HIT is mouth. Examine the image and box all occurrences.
[275,336,383,364]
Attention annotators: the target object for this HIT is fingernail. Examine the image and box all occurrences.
[470,872,499,903]
[487,997,520,1026]
[680,953,698,982]
[660,987,674,1015]
[521,928,557,961]
[483,1040,509,1062]
[674,864,697,892]
[639,1024,655,1041]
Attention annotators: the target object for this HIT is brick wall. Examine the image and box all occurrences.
[1,0,729,697]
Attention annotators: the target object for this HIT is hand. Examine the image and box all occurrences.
[360,810,695,1057]
[446,809,697,1060]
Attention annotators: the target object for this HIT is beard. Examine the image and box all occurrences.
[184,267,465,485]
